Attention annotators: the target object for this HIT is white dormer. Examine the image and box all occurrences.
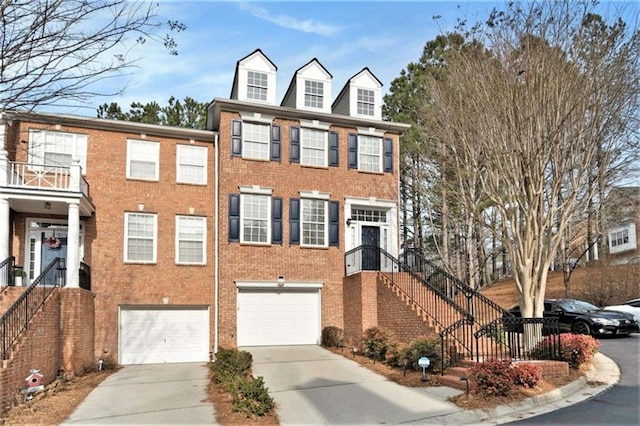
[281,59,333,114]
[332,68,383,120]
[230,49,277,105]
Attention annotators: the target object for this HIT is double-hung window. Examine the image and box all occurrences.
[28,129,87,172]
[228,187,283,245]
[358,135,382,172]
[348,133,393,173]
[301,128,327,167]
[127,139,159,180]
[290,192,339,248]
[302,199,327,247]
[177,145,207,184]
[231,118,281,161]
[124,213,157,263]
[247,71,268,101]
[242,122,270,160]
[304,80,324,109]
[609,224,636,253]
[357,88,375,116]
[176,216,206,264]
[242,194,270,244]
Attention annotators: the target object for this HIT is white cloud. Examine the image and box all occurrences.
[237,1,341,36]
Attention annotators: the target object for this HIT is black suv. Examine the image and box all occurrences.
[507,299,639,337]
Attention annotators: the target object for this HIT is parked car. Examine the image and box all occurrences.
[603,299,640,323]
[506,298,639,337]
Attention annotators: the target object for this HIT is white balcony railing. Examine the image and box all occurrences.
[1,160,89,197]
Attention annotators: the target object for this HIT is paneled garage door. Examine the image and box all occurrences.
[119,306,209,364]
[237,289,321,346]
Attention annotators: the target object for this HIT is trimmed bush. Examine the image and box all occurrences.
[511,362,542,388]
[233,376,276,417]
[321,326,344,348]
[211,349,274,418]
[361,327,395,362]
[387,336,447,373]
[530,333,600,368]
[468,359,514,397]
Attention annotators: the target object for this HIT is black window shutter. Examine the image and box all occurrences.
[231,120,242,157]
[329,131,339,167]
[348,134,358,169]
[271,125,281,162]
[272,197,283,244]
[384,138,393,172]
[228,194,240,242]
[329,201,339,246]
[290,127,300,163]
[289,198,300,244]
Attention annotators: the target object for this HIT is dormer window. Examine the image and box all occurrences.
[357,89,375,116]
[304,81,324,109]
[247,71,268,101]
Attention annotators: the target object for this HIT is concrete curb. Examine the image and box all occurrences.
[431,353,620,425]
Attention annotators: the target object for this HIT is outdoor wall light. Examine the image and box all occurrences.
[277,275,285,286]
[346,218,353,226]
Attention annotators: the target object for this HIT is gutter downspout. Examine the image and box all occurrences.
[214,133,220,355]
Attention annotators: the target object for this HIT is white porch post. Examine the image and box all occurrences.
[0,197,9,261]
[66,202,80,288]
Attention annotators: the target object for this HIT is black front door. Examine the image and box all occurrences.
[362,226,380,270]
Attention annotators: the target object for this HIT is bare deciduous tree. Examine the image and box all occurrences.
[1,0,185,112]
[427,1,639,318]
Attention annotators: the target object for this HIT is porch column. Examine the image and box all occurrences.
[66,202,80,288]
[0,197,9,261]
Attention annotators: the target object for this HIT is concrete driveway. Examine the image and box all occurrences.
[62,363,215,424]
[247,345,462,425]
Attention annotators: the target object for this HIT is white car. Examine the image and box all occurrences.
[603,299,640,323]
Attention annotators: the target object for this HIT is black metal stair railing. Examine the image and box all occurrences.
[0,257,65,360]
[401,248,511,327]
[0,257,15,289]
[345,245,476,364]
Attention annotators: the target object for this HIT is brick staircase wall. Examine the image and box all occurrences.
[0,287,95,406]
[0,287,25,313]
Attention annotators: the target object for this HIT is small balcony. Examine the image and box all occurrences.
[1,157,94,217]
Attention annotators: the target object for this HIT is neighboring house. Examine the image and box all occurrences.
[0,49,408,367]
[603,186,640,265]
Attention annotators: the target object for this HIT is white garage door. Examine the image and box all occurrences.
[237,289,320,346]
[120,306,209,364]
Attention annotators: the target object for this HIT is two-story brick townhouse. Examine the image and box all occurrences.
[1,112,216,365]
[209,49,408,349]
[0,48,408,367]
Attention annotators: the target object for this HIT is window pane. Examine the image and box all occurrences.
[301,128,326,167]
[128,140,159,180]
[357,88,375,116]
[304,80,324,108]
[243,123,270,160]
[242,195,269,243]
[358,135,381,172]
[177,216,205,264]
[302,199,326,246]
[247,71,268,101]
[178,145,207,184]
[126,213,156,262]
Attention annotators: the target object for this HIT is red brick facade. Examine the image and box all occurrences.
[0,288,95,405]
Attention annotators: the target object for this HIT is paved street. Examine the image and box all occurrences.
[509,334,640,425]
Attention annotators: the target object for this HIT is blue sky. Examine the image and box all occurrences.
[67,1,638,132]
[70,0,507,115]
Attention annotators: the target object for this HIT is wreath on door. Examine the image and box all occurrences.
[44,236,61,249]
